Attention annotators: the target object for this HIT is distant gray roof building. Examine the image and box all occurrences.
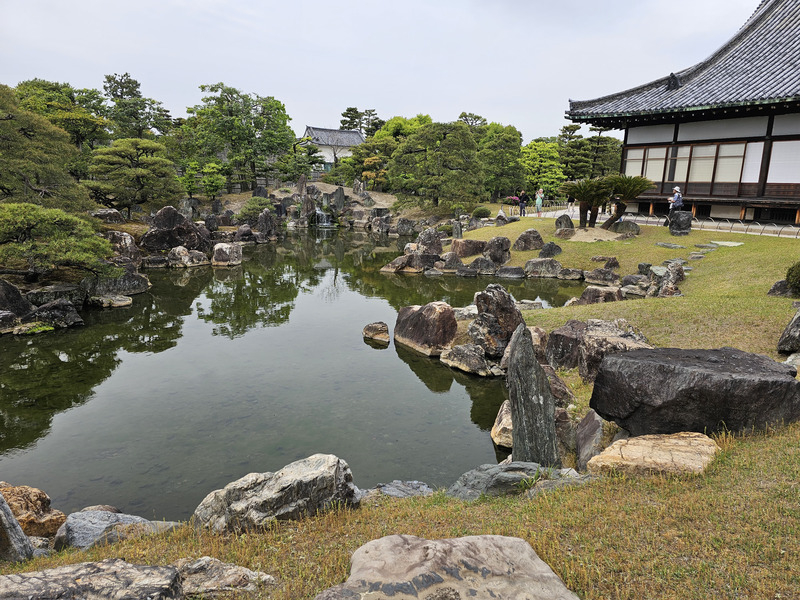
[568,0,800,127]
[303,127,366,148]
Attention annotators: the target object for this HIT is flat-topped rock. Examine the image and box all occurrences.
[587,432,720,476]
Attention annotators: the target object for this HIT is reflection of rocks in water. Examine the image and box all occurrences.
[166,265,212,288]
[393,344,454,393]
[212,265,243,283]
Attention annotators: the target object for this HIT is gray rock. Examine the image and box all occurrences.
[576,409,606,472]
[53,510,157,550]
[174,556,275,597]
[483,236,511,265]
[584,267,620,287]
[497,266,525,278]
[525,258,562,278]
[491,400,513,448]
[507,324,561,467]
[609,220,641,234]
[539,241,563,258]
[0,279,35,317]
[140,205,212,253]
[415,227,443,255]
[167,246,210,268]
[440,343,492,376]
[21,299,83,328]
[447,462,547,500]
[91,208,126,223]
[469,256,497,275]
[554,215,574,230]
[0,494,33,562]
[0,558,181,599]
[211,243,243,267]
[394,301,457,356]
[438,251,463,270]
[669,210,692,235]
[104,230,142,265]
[591,347,800,436]
[778,310,800,354]
[656,242,685,250]
[574,285,624,306]
[363,481,434,500]
[557,268,584,280]
[362,321,390,344]
[545,319,588,370]
[81,264,151,297]
[770,279,796,297]
[193,454,360,532]
[450,238,486,258]
[315,534,580,600]
[256,208,277,236]
[472,284,524,357]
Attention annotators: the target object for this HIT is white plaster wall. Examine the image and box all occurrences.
[678,117,768,141]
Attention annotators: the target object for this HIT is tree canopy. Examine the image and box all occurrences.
[184,83,295,189]
[0,85,94,212]
[0,203,115,280]
[85,138,183,218]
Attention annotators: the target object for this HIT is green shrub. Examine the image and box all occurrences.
[437,223,453,236]
[786,261,800,293]
[472,206,491,219]
[237,196,273,226]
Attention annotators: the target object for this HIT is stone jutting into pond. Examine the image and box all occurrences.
[394,301,457,356]
[506,324,561,468]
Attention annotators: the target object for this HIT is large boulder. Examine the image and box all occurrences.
[511,228,545,251]
[587,432,720,476]
[53,510,178,550]
[314,534,579,600]
[140,205,212,253]
[0,559,181,599]
[525,258,563,278]
[394,301,457,356]
[20,299,83,328]
[576,410,606,472]
[590,347,800,436]
[539,242,562,258]
[554,215,574,230]
[474,283,524,348]
[545,319,588,370]
[447,462,550,501]
[440,344,492,376]
[483,236,511,265]
[91,208,126,224]
[211,243,243,267]
[573,285,624,305]
[104,230,142,266]
[193,454,360,532]
[256,208,278,237]
[506,324,561,467]
[81,263,151,297]
[778,309,800,354]
[669,210,693,236]
[450,238,486,258]
[167,246,210,268]
[0,484,65,538]
[414,228,443,255]
[491,400,513,448]
[174,556,275,596]
[0,494,33,562]
[0,279,34,317]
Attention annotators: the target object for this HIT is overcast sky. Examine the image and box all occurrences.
[1,0,760,142]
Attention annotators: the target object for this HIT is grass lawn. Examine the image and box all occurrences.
[5,220,800,599]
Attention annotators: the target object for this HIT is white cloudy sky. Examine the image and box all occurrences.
[1,0,759,141]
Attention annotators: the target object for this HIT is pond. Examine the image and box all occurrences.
[0,231,584,520]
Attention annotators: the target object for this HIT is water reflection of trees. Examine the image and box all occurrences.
[0,271,208,453]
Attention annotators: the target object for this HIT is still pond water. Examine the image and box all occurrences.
[0,231,584,520]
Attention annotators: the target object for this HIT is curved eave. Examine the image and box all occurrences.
[566,97,800,129]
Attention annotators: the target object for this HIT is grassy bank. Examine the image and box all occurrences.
[6,220,800,599]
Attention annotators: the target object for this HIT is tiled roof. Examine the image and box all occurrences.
[303,126,365,147]
[567,0,800,125]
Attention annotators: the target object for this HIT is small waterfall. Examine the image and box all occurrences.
[314,208,335,228]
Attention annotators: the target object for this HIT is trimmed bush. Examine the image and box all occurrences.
[472,206,491,219]
[786,261,800,293]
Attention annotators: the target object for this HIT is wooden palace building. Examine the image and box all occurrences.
[567,0,800,223]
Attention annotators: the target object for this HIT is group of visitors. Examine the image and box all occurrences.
[517,189,544,218]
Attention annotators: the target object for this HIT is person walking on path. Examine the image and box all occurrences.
[535,188,544,217]
[519,190,530,217]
